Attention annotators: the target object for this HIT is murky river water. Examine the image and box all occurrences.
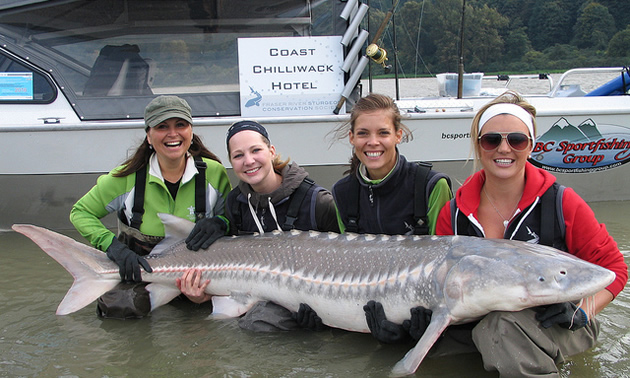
[1,200,628,377]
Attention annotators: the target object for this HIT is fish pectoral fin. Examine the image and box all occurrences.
[210,293,256,319]
[390,312,451,377]
[145,283,183,311]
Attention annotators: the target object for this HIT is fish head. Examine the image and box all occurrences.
[442,237,615,323]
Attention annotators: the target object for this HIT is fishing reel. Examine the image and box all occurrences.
[366,43,392,73]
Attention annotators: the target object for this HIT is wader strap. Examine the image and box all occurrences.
[130,157,207,229]
[413,162,432,235]
[283,177,315,230]
[130,165,147,229]
[539,186,556,247]
[194,156,207,220]
[345,175,361,233]
[230,188,244,231]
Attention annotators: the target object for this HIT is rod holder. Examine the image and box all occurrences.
[340,0,358,20]
[341,3,369,46]
[341,29,369,72]
[333,55,369,114]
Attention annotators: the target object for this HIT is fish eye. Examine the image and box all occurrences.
[538,276,545,282]
[560,270,567,275]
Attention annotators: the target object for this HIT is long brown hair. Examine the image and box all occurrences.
[114,133,221,177]
[332,93,412,175]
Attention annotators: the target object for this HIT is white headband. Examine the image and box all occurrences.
[478,103,535,143]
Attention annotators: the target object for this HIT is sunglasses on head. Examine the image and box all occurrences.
[478,132,532,151]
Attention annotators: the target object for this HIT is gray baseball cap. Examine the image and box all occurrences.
[144,95,193,129]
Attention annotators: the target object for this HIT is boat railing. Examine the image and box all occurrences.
[548,67,627,97]
[481,67,628,98]
[482,73,554,93]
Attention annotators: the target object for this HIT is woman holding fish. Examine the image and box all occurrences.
[331,93,453,343]
[70,95,232,318]
[177,120,339,330]
[435,90,628,376]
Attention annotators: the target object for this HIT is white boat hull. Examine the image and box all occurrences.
[3,94,630,230]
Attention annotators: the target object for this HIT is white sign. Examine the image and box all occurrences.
[238,36,344,116]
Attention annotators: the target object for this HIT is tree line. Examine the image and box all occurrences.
[364,0,630,76]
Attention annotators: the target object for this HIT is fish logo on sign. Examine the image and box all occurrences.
[245,86,262,107]
[530,117,630,173]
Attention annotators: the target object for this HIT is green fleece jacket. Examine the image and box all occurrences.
[70,154,231,251]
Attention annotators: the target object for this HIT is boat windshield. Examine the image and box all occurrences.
[0,0,345,120]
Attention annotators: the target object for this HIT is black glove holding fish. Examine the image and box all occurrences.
[535,302,588,330]
[403,305,433,342]
[185,216,227,251]
[364,300,432,343]
[294,303,328,331]
[106,238,153,282]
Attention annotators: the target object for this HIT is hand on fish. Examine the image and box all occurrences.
[364,300,432,343]
[185,216,227,251]
[106,238,152,282]
[403,305,433,342]
[535,302,588,330]
[176,268,212,304]
[293,303,328,331]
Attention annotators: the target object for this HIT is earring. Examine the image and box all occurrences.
[148,144,153,150]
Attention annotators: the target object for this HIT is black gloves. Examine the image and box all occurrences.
[364,300,432,344]
[185,216,227,251]
[364,300,408,343]
[106,238,153,282]
[403,305,433,342]
[535,302,588,331]
[294,303,327,331]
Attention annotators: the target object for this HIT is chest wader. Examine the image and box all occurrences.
[97,159,207,319]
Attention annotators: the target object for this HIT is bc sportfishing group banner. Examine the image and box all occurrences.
[530,117,630,173]
[237,36,344,117]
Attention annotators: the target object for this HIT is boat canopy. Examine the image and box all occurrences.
[0,0,347,120]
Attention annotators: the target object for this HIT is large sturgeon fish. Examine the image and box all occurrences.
[13,214,615,376]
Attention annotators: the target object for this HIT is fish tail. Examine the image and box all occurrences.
[12,224,120,315]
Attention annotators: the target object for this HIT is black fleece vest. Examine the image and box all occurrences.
[227,178,323,234]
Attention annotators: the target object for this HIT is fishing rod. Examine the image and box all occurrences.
[457,0,466,99]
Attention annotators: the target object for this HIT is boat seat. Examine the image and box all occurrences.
[83,44,154,96]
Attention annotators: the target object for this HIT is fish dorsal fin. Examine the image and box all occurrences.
[150,213,195,256]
